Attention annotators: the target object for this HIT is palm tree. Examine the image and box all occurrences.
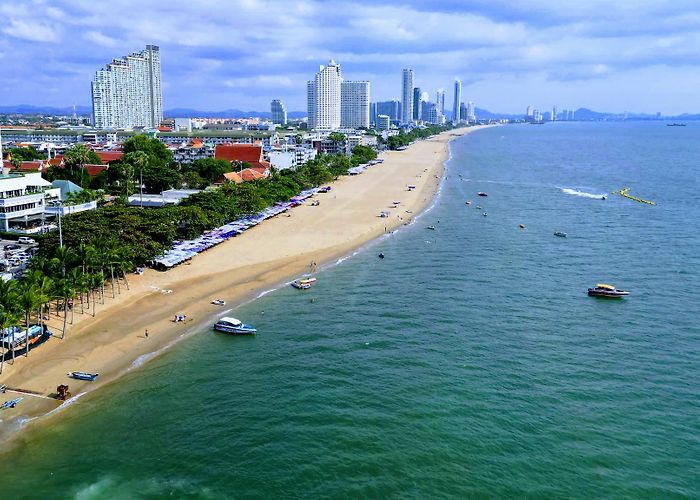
[64,144,92,188]
[76,242,96,275]
[0,306,20,374]
[53,278,73,339]
[0,279,18,312]
[125,151,149,204]
[67,268,82,323]
[17,282,39,357]
[88,272,104,317]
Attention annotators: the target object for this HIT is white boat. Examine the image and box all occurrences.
[291,277,317,290]
[214,317,257,335]
[427,225,436,230]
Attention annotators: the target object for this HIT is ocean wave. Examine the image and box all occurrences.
[45,392,86,417]
[561,188,607,199]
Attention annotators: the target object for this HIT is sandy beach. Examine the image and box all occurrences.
[0,126,487,445]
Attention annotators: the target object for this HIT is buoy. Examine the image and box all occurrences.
[519,224,525,229]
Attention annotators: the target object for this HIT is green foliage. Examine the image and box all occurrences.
[8,147,46,161]
[327,132,346,143]
[64,144,101,167]
[350,145,377,167]
[181,170,206,189]
[187,158,231,184]
[122,135,173,166]
[386,125,451,150]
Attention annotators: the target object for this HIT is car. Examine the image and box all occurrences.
[17,237,36,245]
[3,244,21,251]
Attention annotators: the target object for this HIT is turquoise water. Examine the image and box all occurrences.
[1,122,698,498]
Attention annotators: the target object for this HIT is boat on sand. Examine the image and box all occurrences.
[69,372,99,381]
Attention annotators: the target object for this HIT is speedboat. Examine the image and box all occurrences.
[214,317,257,334]
[291,277,316,289]
[427,225,436,230]
[477,192,488,197]
[587,284,630,298]
[211,299,226,306]
[465,200,472,205]
[1,397,22,409]
[69,372,99,381]
[554,232,567,237]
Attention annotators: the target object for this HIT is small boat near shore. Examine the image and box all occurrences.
[69,372,99,381]
[477,192,488,197]
[291,277,316,290]
[214,317,257,335]
[554,232,567,237]
[587,284,629,298]
[427,225,436,230]
[1,397,22,409]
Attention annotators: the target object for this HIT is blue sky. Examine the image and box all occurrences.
[1,0,699,114]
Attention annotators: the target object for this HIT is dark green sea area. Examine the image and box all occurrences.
[1,122,698,498]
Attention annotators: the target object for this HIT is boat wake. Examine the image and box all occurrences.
[561,188,607,199]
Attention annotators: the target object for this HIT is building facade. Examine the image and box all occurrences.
[376,114,390,131]
[271,99,288,125]
[436,89,446,117]
[307,60,343,130]
[401,69,414,124]
[375,100,401,123]
[341,81,370,128]
[453,79,462,123]
[91,45,163,129]
[412,87,422,121]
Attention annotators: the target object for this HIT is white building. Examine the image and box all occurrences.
[0,172,59,233]
[401,69,414,124]
[271,99,287,125]
[453,79,462,123]
[467,101,476,123]
[341,81,370,129]
[268,147,317,171]
[307,60,343,130]
[91,45,163,129]
[376,114,390,131]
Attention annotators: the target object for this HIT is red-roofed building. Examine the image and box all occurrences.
[214,172,243,185]
[94,151,124,163]
[214,143,271,171]
[240,168,265,181]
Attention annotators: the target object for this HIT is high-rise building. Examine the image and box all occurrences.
[376,100,402,123]
[341,81,370,128]
[271,99,287,125]
[402,69,414,124]
[460,103,468,123]
[551,105,557,121]
[91,45,163,129]
[376,114,390,131]
[412,87,422,121]
[466,101,476,123]
[370,102,377,126]
[436,89,445,117]
[526,105,533,118]
[452,79,462,123]
[307,60,343,130]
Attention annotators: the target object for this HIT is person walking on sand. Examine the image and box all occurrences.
[145,328,149,338]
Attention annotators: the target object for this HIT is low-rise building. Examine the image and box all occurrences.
[0,171,60,233]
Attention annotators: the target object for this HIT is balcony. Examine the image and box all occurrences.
[0,192,45,207]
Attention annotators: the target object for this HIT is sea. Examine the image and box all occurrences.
[1,122,698,498]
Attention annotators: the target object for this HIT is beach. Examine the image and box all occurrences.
[0,126,484,444]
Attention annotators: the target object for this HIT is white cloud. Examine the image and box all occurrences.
[83,30,119,48]
[2,18,60,43]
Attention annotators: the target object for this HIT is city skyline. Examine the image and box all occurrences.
[1,1,700,115]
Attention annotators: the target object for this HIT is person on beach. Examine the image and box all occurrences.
[145,328,148,338]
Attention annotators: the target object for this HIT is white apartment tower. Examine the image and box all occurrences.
[307,60,343,130]
[467,101,476,123]
[453,79,462,123]
[401,69,414,124]
[91,45,162,129]
[341,81,370,128]
[436,89,446,116]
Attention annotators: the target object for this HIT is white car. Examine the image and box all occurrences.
[17,237,36,245]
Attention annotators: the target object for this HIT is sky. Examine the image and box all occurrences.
[1,0,700,114]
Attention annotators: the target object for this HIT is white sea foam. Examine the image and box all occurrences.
[561,188,607,199]
[45,392,86,417]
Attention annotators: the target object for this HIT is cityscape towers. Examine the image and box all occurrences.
[91,45,163,129]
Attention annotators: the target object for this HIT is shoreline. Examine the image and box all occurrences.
[0,125,490,448]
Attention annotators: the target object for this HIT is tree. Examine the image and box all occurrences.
[190,158,231,185]
[327,132,346,144]
[8,147,46,161]
[181,170,206,189]
[142,162,181,193]
[17,282,39,357]
[0,305,20,373]
[64,144,101,187]
[122,135,173,166]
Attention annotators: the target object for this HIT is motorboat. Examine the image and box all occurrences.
[554,232,567,237]
[477,192,488,197]
[1,397,22,409]
[211,299,226,306]
[475,205,481,209]
[69,372,99,381]
[427,225,436,230]
[214,317,257,334]
[291,277,316,290]
[465,200,472,205]
[587,284,630,298]
[483,213,488,217]
[378,253,385,259]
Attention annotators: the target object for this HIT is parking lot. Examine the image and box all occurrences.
[1,238,39,279]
